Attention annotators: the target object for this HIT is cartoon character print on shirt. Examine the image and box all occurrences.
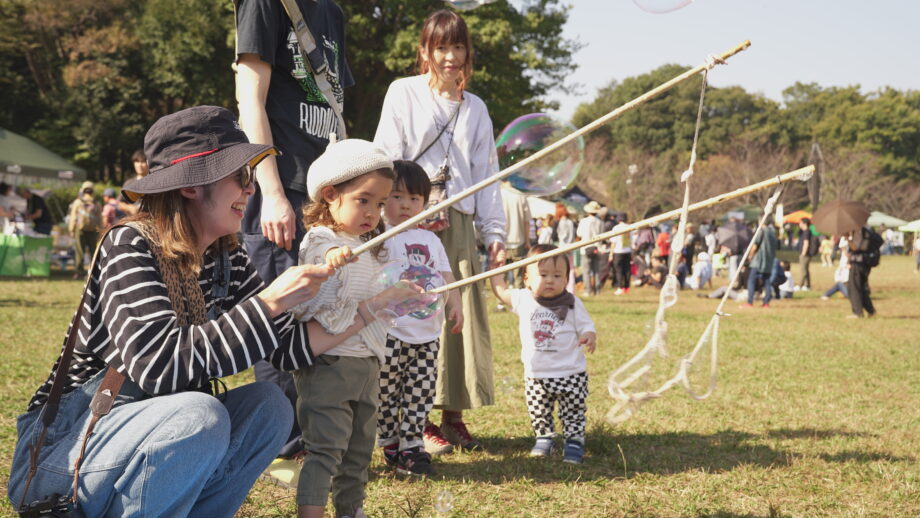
[401,243,440,291]
[530,308,562,352]
[286,31,343,139]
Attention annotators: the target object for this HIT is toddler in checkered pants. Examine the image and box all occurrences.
[377,161,463,476]
[491,244,597,464]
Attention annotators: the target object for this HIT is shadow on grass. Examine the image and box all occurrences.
[419,426,912,484]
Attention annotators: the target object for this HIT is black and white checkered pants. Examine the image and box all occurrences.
[377,335,439,451]
[524,372,588,441]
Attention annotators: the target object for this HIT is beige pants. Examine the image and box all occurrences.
[434,209,494,410]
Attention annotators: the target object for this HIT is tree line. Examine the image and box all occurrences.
[0,0,577,184]
[2,0,917,220]
[572,65,920,221]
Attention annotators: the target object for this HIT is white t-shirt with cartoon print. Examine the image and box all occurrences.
[509,289,596,378]
[384,228,452,344]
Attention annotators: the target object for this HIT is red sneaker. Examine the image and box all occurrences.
[423,421,454,455]
[441,420,483,452]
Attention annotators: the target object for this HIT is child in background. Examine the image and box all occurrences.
[778,260,795,299]
[289,139,419,518]
[377,161,463,476]
[537,214,555,245]
[490,244,597,464]
[686,251,712,290]
[822,241,850,300]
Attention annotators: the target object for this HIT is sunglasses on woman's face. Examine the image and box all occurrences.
[234,164,255,189]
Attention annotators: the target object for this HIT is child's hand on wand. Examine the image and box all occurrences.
[579,332,597,354]
[325,246,355,268]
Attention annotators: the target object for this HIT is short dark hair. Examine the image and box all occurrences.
[0,182,11,196]
[526,243,570,277]
[131,149,146,162]
[800,217,811,226]
[392,160,432,204]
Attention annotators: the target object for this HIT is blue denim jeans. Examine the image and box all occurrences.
[9,371,291,517]
[746,267,774,305]
[823,281,849,299]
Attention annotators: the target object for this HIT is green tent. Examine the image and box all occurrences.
[0,127,86,182]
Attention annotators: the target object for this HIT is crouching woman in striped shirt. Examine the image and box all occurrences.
[8,106,386,518]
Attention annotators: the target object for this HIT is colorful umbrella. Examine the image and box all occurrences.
[782,210,812,224]
[812,200,869,236]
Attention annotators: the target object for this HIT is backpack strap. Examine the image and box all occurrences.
[277,0,347,139]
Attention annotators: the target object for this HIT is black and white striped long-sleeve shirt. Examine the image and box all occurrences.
[27,226,315,411]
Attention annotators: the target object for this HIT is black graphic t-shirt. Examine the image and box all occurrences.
[236,0,354,194]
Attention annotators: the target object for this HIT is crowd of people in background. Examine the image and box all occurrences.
[498,199,916,320]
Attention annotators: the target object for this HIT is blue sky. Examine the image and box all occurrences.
[541,0,920,120]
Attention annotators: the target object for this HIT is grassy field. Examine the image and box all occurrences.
[1,255,918,517]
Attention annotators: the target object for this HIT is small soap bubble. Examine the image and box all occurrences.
[633,0,694,14]
[496,113,584,197]
[434,489,454,514]
[500,376,516,394]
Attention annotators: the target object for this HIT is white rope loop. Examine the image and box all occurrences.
[606,51,729,425]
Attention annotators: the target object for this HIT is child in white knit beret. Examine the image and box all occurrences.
[289,138,422,518]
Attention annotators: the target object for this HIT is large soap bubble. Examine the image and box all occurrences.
[633,0,694,14]
[374,261,444,325]
[496,113,584,197]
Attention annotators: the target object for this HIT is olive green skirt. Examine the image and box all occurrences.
[434,209,494,410]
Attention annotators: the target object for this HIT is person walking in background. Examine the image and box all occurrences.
[235,0,354,460]
[742,218,778,308]
[555,204,576,293]
[797,218,819,290]
[846,226,880,318]
[609,214,632,294]
[374,9,507,454]
[655,224,671,263]
[576,201,605,296]
[67,181,101,279]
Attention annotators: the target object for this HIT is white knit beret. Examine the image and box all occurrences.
[307,138,394,200]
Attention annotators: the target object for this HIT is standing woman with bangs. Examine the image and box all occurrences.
[374,9,506,455]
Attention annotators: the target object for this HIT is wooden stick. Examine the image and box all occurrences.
[351,40,753,257]
[428,165,813,295]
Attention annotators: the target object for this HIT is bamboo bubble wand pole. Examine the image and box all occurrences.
[351,40,753,258]
[429,165,814,295]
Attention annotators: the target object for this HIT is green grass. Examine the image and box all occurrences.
[2,256,918,517]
